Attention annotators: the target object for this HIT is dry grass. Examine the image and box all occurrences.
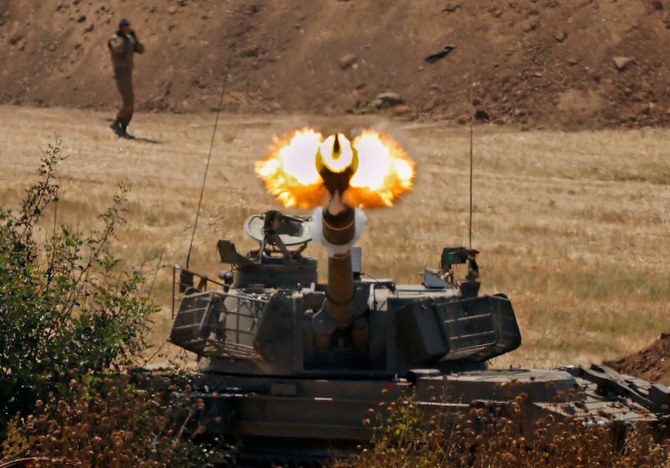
[1,376,197,467]
[0,105,668,369]
[337,394,670,467]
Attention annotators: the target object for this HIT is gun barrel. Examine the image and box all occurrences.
[321,205,356,328]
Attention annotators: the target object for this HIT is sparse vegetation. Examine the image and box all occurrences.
[338,395,670,467]
[2,376,195,467]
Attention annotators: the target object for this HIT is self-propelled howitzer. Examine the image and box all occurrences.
[164,206,669,462]
[162,132,669,463]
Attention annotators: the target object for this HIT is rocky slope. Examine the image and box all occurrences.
[1,0,670,127]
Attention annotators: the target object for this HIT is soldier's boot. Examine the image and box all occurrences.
[110,119,124,137]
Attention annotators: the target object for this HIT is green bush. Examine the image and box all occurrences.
[0,142,154,439]
[0,142,236,466]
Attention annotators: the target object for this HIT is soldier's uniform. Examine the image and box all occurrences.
[108,25,144,136]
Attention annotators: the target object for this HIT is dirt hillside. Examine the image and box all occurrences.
[606,333,670,386]
[1,0,670,127]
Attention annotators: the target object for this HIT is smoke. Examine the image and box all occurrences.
[308,207,368,257]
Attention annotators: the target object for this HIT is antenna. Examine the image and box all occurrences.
[467,39,476,250]
[185,54,233,269]
[468,117,473,249]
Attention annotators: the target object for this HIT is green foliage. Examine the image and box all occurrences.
[0,141,156,437]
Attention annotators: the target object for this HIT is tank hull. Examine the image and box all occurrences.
[146,365,669,463]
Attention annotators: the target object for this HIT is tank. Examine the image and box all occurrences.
[162,134,670,463]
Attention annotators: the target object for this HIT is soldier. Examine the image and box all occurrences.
[108,19,144,138]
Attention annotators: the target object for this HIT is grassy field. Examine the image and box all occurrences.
[0,105,668,368]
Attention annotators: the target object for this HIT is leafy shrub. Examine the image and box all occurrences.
[0,142,155,445]
[0,142,237,466]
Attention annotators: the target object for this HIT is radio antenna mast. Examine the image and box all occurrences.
[468,117,474,249]
[467,40,476,250]
[185,54,233,269]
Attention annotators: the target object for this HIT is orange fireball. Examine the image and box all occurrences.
[255,128,415,208]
